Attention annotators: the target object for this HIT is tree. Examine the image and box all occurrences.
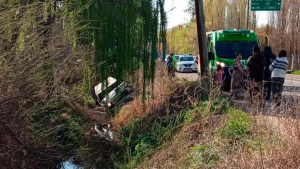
[266,0,300,70]
[0,0,166,168]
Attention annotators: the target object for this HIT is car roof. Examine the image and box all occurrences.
[179,55,192,58]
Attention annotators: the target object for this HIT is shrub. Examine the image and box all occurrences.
[220,108,252,141]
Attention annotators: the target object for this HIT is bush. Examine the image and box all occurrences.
[220,108,252,141]
[115,111,188,168]
[190,144,219,166]
[28,102,84,155]
[200,94,232,116]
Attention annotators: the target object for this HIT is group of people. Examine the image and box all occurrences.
[216,45,289,108]
[167,46,289,108]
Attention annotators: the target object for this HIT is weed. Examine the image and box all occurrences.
[70,85,95,108]
[199,94,232,116]
[28,103,84,155]
[220,108,253,141]
[115,111,187,168]
[191,144,219,166]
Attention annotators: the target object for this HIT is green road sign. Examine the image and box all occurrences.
[251,0,281,11]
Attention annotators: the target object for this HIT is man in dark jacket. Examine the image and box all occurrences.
[246,45,266,110]
[263,46,276,100]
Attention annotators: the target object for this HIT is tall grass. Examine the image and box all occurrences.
[135,78,300,169]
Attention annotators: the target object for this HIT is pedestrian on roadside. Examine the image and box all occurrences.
[214,64,224,86]
[246,45,266,110]
[230,53,244,99]
[269,50,289,107]
[166,53,175,77]
[263,46,276,100]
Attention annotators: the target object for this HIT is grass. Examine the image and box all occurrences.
[28,102,85,155]
[114,111,187,169]
[219,108,253,140]
[182,108,255,169]
[136,94,300,169]
[286,70,300,75]
[112,80,232,168]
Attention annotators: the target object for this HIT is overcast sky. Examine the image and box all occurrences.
[164,0,269,29]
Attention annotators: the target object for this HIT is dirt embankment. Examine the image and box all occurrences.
[137,112,300,169]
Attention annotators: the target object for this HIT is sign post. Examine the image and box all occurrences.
[251,0,282,11]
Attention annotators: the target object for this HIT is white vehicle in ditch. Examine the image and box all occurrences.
[93,77,135,114]
[176,55,197,73]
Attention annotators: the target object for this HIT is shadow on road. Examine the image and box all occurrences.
[283,86,300,92]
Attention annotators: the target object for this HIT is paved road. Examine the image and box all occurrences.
[176,72,300,93]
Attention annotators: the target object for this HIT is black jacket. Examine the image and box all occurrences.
[263,46,276,80]
[247,54,266,81]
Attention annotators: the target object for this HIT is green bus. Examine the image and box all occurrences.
[203,29,258,90]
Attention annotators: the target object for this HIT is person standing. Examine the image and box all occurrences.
[166,53,176,77]
[246,45,266,109]
[231,53,244,99]
[269,50,289,107]
[263,46,276,100]
[171,54,177,68]
[214,64,224,86]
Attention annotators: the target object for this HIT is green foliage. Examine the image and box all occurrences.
[200,94,232,115]
[190,144,219,167]
[167,21,198,55]
[82,61,93,94]
[63,0,166,99]
[28,103,84,155]
[220,108,252,140]
[70,85,95,107]
[286,70,300,75]
[115,112,188,168]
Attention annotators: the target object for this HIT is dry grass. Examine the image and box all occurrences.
[136,113,300,169]
[133,80,300,169]
[114,61,185,128]
[137,115,227,169]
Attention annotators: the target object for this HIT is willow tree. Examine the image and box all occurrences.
[63,0,166,99]
[0,0,166,168]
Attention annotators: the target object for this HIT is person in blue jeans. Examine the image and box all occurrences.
[269,50,289,107]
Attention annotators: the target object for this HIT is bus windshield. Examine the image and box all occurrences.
[215,41,258,59]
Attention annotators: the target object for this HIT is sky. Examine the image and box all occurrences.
[164,0,269,29]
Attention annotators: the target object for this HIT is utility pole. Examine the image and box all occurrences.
[195,0,208,76]
[246,0,250,29]
[162,6,176,62]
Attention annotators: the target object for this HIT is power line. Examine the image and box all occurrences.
[166,7,176,13]
[170,0,175,16]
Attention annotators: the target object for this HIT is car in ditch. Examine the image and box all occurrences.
[93,77,135,114]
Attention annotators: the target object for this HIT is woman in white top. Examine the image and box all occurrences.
[269,50,289,106]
